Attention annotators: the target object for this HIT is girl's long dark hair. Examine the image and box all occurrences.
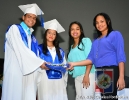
[42,29,62,62]
[67,21,85,57]
[93,12,113,38]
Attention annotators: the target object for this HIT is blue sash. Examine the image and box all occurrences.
[16,24,39,56]
[5,24,39,56]
[38,44,68,79]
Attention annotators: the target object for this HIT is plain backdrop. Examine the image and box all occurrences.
[0,1,129,100]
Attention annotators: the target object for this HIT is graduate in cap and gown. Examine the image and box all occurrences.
[37,19,68,100]
[1,3,48,100]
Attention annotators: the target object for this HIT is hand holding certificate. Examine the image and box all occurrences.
[45,63,69,74]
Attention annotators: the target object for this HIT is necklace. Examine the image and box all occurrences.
[96,39,100,58]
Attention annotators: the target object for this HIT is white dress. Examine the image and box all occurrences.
[37,47,68,100]
[1,24,44,100]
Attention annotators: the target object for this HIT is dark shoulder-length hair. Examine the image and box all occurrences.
[67,21,85,57]
[42,29,62,62]
[93,12,113,38]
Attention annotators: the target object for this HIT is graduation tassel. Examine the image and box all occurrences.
[40,11,44,27]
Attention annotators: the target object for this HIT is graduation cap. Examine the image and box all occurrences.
[18,3,44,27]
[44,19,65,33]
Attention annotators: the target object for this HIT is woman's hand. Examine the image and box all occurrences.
[82,75,90,89]
[67,62,75,71]
[117,62,125,90]
[117,77,125,90]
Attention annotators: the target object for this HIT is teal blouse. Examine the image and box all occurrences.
[67,38,95,78]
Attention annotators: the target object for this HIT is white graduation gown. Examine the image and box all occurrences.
[37,47,68,100]
[1,25,44,100]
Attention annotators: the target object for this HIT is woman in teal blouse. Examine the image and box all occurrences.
[67,21,95,100]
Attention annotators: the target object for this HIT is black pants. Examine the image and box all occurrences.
[96,66,119,100]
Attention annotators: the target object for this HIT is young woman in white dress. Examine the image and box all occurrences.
[37,19,68,100]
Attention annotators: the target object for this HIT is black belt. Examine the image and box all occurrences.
[96,65,118,68]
